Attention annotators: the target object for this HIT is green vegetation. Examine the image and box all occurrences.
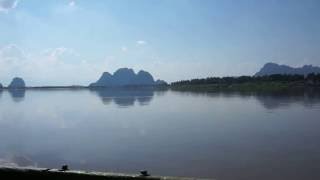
[170,74,320,92]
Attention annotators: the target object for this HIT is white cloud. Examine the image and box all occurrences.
[0,44,28,76]
[43,47,79,59]
[121,46,128,52]
[0,0,19,13]
[69,0,75,7]
[0,45,107,86]
[136,40,147,46]
[0,44,26,59]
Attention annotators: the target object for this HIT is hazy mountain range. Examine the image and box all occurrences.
[8,77,26,89]
[255,63,320,76]
[0,77,26,89]
[1,64,320,88]
[89,68,167,87]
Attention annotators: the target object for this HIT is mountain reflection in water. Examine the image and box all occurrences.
[90,87,156,107]
[172,88,320,110]
[1,88,320,110]
[0,88,320,180]
[8,89,26,103]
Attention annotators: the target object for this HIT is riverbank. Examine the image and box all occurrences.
[1,81,319,93]
[0,167,211,180]
[169,81,320,92]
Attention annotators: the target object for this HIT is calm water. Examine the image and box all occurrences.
[0,88,320,180]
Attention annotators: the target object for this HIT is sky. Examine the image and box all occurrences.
[0,0,320,86]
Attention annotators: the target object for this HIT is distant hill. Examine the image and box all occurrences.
[8,77,26,89]
[255,63,320,76]
[90,68,167,87]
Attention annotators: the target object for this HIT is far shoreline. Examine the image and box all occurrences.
[0,85,168,90]
[0,82,319,93]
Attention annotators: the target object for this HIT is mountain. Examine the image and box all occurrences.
[255,63,320,76]
[0,83,2,89]
[93,72,114,86]
[8,77,26,89]
[135,70,155,85]
[155,79,168,85]
[90,68,167,87]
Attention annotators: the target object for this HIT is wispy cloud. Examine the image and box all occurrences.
[0,44,26,59]
[43,47,79,59]
[136,40,147,46]
[68,0,76,7]
[0,0,19,13]
[0,45,106,86]
[121,46,128,52]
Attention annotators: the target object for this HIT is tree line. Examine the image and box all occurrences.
[171,73,320,86]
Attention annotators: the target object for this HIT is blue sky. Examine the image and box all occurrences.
[0,0,320,86]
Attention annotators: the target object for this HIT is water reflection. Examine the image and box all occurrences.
[0,88,320,180]
[8,89,26,102]
[90,87,155,107]
[2,87,320,109]
[255,89,320,109]
[172,88,320,110]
